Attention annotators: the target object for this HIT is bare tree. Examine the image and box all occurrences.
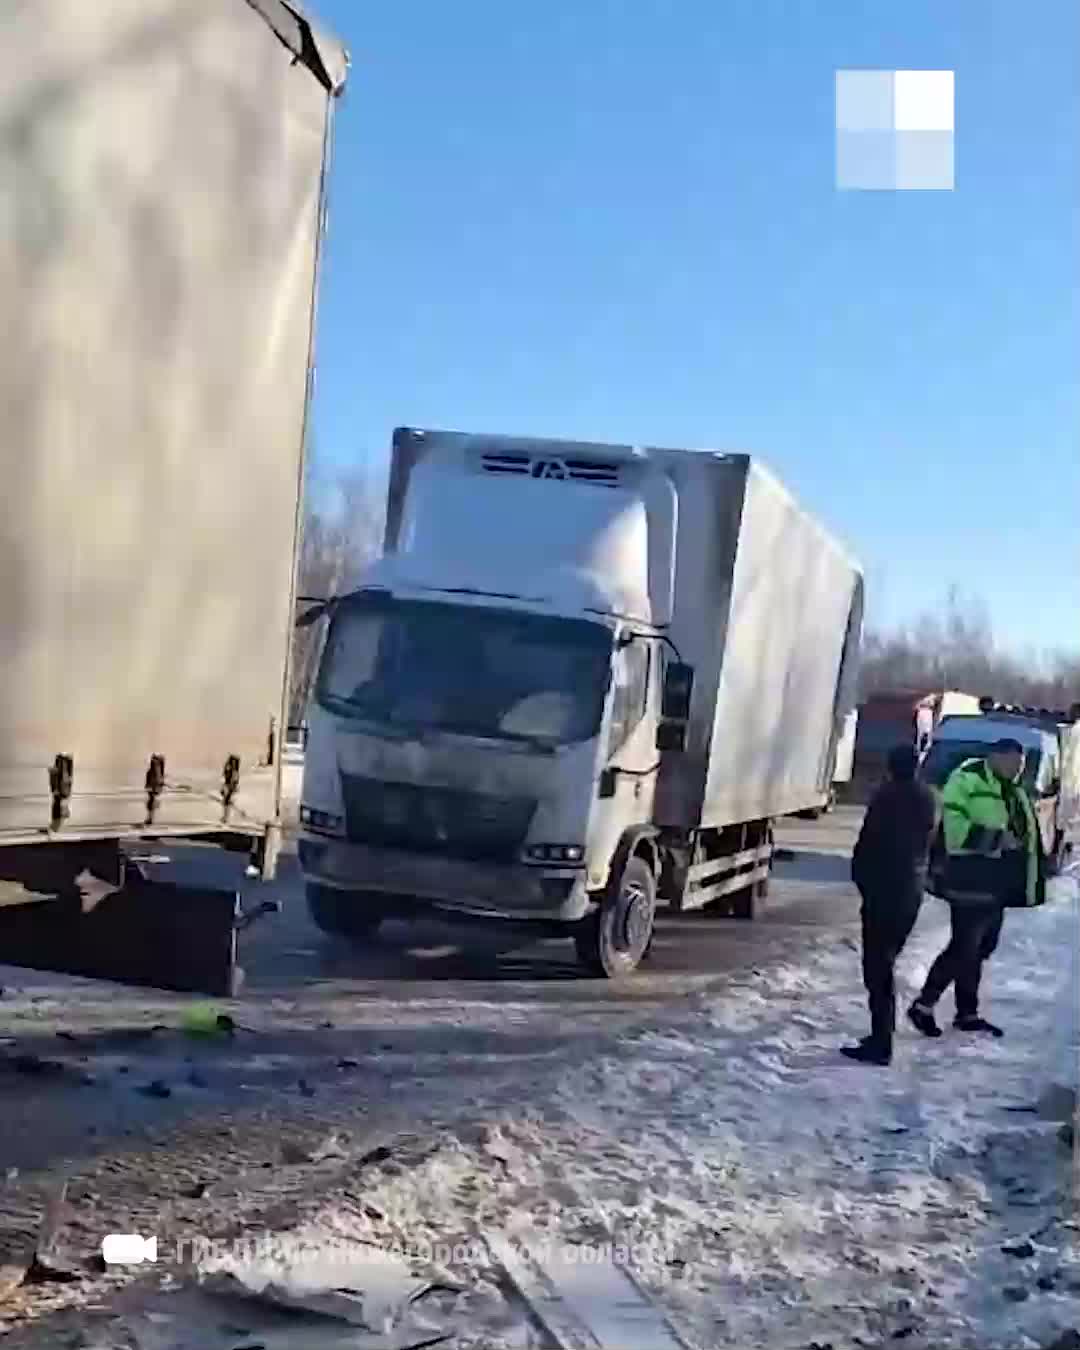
[289,462,383,724]
[860,586,1080,711]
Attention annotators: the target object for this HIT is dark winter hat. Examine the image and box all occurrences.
[990,738,1024,755]
[887,745,918,781]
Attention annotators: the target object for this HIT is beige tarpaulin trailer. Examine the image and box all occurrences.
[0,0,346,992]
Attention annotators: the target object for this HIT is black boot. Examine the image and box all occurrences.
[907,1003,942,1038]
[954,1015,1003,1038]
[840,1036,892,1067]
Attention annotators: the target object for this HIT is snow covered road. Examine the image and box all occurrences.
[1,825,1076,1349]
[290,866,1075,1350]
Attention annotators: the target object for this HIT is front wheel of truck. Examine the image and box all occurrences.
[306,883,385,940]
[574,856,657,979]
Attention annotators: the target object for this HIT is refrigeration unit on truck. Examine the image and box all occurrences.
[0,0,346,996]
[921,706,1079,876]
[297,428,864,977]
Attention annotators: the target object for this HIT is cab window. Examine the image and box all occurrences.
[608,640,650,754]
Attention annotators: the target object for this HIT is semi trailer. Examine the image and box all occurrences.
[0,0,346,995]
[298,429,864,977]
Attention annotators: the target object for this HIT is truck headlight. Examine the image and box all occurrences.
[300,806,344,835]
[524,844,585,864]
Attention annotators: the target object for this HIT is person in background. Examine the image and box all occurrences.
[908,737,1044,1040]
[841,745,939,1066]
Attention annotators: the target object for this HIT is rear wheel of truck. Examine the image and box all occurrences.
[306,883,385,940]
[574,856,657,979]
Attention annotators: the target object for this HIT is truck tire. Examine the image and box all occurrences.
[306,883,385,940]
[574,856,657,979]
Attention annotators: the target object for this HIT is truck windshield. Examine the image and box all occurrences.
[316,594,612,745]
[920,741,1041,793]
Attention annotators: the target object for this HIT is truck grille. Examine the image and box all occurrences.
[479,452,621,488]
[339,774,536,864]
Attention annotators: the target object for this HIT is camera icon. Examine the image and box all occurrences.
[101,1234,158,1265]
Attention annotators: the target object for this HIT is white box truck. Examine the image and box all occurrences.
[298,429,863,976]
[0,0,346,995]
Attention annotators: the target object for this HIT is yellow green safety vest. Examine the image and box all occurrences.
[941,757,1041,906]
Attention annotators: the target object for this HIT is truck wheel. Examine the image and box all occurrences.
[306,883,385,940]
[574,857,656,979]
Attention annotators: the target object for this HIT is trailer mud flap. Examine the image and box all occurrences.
[0,881,244,997]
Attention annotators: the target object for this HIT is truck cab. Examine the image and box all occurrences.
[298,431,686,974]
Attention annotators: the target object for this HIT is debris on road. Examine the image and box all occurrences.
[487,1226,694,1350]
[0,1179,84,1304]
[181,1006,236,1039]
[1039,1083,1078,1123]
[187,1235,456,1349]
[280,1132,348,1166]
[137,1080,173,1100]
[4,1053,67,1078]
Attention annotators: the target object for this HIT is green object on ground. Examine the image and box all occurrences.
[182,1004,235,1038]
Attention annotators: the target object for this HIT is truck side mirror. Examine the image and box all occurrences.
[656,721,687,753]
[295,598,335,629]
[661,662,694,721]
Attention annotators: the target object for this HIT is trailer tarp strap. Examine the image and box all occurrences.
[242,0,348,94]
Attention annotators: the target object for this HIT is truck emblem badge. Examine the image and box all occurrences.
[531,458,567,481]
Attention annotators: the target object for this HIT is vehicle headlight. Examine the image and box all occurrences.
[299,806,344,835]
[524,844,585,864]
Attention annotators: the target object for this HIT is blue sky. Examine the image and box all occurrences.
[308,0,1078,655]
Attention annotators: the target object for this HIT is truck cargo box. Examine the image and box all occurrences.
[0,0,344,848]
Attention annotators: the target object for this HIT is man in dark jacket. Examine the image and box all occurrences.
[841,745,939,1066]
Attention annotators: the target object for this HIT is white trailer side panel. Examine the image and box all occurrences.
[0,0,343,838]
[702,462,860,825]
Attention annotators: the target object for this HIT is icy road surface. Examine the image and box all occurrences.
[0,812,1075,1349]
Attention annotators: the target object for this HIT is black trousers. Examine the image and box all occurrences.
[857,881,923,1049]
[918,903,1004,1020]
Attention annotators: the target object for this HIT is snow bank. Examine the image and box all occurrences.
[307,875,1080,1350]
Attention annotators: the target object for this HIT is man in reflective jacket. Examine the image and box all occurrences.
[909,737,1044,1039]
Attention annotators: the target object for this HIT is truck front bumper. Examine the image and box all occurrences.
[297,834,591,923]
